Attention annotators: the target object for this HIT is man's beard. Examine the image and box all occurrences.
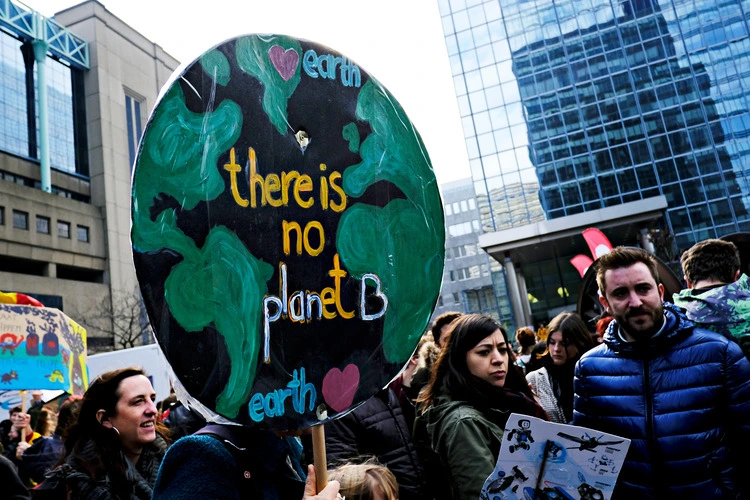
[617,306,664,341]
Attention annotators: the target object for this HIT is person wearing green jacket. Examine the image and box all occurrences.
[413,314,547,500]
[673,238,750,359]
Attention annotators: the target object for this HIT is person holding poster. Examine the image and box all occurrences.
[413,314,547,500]
[130,31,444,500]
[3,407,41,482]
[575,246,750,498]
[526,312,595,424]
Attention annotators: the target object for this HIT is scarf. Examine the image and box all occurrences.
[546,359,576,422]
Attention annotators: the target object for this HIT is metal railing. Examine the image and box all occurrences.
[0,0,89,69]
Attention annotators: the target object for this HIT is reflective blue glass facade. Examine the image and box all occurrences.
[439,0,750,252]
[0,32,29,159]
[0,28,82,175]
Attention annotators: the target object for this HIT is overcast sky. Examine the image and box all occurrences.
[39,0,472,186]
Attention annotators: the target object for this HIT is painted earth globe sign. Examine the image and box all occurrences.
[131,34,444,430]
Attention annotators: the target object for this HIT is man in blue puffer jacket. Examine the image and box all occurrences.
[574,246,750,499]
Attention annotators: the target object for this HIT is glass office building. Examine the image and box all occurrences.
[0,16,87,177]
[439,0,750,324]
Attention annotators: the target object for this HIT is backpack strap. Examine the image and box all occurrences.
[194,424,262,496]
[193,424,305,499]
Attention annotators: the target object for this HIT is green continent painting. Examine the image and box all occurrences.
[338,81,443,362]
[132,34,444,429]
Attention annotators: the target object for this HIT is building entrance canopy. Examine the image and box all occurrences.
[478,196,668,327]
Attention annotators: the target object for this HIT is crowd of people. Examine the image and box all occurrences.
[2,238,749,499]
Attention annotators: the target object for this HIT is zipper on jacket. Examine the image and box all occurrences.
[644,357,666,497]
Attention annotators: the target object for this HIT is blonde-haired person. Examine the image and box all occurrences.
[328,461,399,500]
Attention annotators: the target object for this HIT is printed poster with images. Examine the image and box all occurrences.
[0,304,88,396]
[481,414,630,500]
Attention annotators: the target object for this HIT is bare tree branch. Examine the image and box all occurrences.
[80,286,153,350]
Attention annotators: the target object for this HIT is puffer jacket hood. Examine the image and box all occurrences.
[673,274,750,356]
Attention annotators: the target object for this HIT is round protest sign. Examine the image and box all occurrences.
[132,34,444,429]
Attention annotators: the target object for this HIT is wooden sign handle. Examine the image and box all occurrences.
[311,424,327,493]
[20,390,27,443]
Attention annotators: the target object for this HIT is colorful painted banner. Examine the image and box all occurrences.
[131,35,444,429]
[0,304,88,396]
[481,414,630,500]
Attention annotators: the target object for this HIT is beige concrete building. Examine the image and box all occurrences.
[0,0,178,351]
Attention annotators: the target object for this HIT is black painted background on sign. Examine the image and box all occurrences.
[134,37,413,429]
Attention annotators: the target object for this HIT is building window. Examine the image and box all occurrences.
[12,210,28,230]
[0,33,82,174]
[77,225,89,242]
[58,220,70,238]
[125,93,144,169]
[445,203,453,216]
[36,215,50,234]
[448,222,474,236]
[0,206,4,225]
[0,34,28,159]
[452,292,460,303]
[468,198,476,210]
[47,58,76,173]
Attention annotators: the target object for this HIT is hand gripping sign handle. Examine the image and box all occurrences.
[312,424,327,492]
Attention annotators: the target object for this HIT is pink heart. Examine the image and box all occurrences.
[322,364,360,413]
[268,45,299,81]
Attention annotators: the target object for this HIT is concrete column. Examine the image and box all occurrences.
[503,253,526,328]
[32,35,51,193]
[515,264,533,326]
[44,263,57,278]
[640,228,656,254]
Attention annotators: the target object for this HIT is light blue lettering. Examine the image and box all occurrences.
[247,367,317,420]
[263,295,283,364]
[360,273,388,320]
[249,393,265,422]
[264,391,280,417]
[318,54,330,78]
[277,387,292,413]
[349,63,361,88]
[303,50,318,78]
[301,49,360,88]
[296,367,317,413]
[288,369,302,413]
[289,291,305,321]
[306,293,323,320]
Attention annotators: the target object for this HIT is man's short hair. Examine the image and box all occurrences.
[596,247,659,295]
[431,311,462,345]
[680,239,739,285]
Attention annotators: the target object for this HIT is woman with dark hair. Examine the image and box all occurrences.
[38,367,168,499]
[526,312,596,424]
[413,314,547,500]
